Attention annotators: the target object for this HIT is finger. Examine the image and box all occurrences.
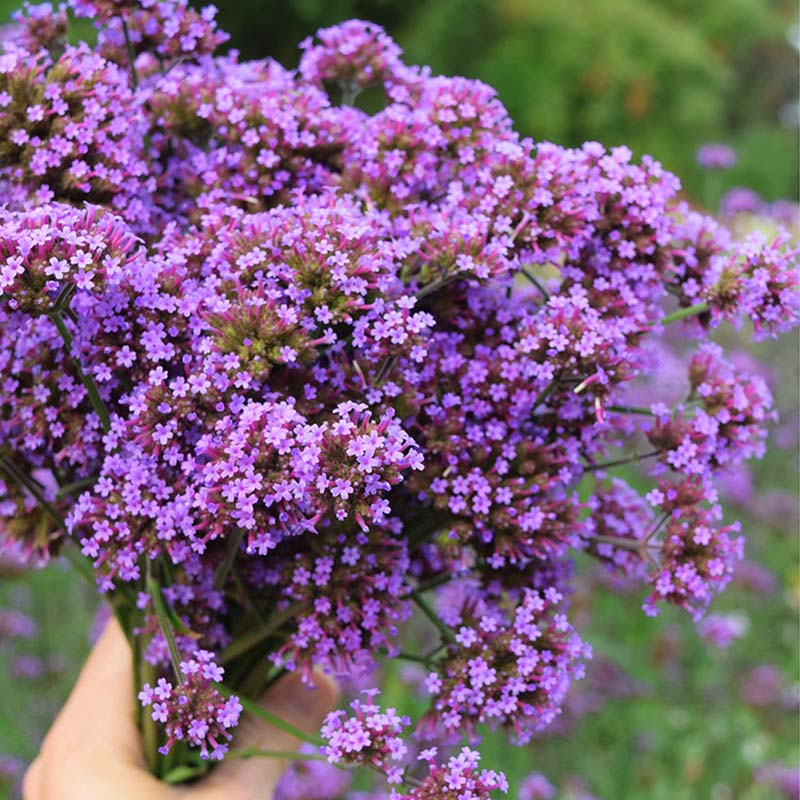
[196,670,339,800]
[22,757,41,800]
[41,614,143,765]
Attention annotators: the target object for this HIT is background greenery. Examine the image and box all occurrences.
[0,1,798,798]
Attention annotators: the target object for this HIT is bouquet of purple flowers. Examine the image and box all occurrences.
[0,3,797,795]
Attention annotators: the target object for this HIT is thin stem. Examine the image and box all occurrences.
[395,650,433,666]
[213,527,245,590]
[219,602,305,665]
[121,16,139,90]
[583,451,660,472]
[56,474,98,499]
[520,268,550,300]
[415,275,452,300]
[48,309,111,432]
[607,405,655,416]
[228,746,424,790]
[644,512,670,544]
[215,684,323,747]
[414,573,452,594]
[147,568,184,682]
[531,377,560,414]
[340,81,360,106]
[412,593,456,644]
[588,533,660,552]
[229,747,329,763]
[0,457,65,529]
[661,302,708,325]
[61,540,96,584]
[230,566,265,622]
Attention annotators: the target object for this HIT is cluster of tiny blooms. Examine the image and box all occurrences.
[138,649,241,760]
[0,0,797,783]
[404,748,509,800]
[695,143,736,170]
[422,588,590,744]
[321,690,409,783]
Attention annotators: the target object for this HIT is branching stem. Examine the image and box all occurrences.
[412,593,456,644]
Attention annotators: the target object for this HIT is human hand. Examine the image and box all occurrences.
[23,618,338,800]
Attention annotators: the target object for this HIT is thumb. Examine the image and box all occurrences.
[196,671,338,799]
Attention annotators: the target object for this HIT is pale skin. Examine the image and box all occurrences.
[23,619,339,800]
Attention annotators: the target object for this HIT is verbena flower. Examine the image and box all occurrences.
[696,143,736,170]
[321,690,410,783]
[0,7,796,775]
[405,747,508,799]
[138,649,241,760]
[422,588,590,744]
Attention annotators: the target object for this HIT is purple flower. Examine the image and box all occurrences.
[139,649,240,760]
[696,143,736,170]
[421,587,590,744]
[518,773,556,800]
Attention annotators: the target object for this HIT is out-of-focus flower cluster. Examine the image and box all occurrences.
[0,1,797,788]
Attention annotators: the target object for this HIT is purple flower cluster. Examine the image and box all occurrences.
[405,747,508,800]
[647,343,775,473]
[0,202,142,309]
[95,1,228,64]
[321,690,410,783]
[643,477,743,618]
[0,44,152,224]
[696,143,737,170]
[0,3,797,782]
[8,2,68,54]
[300,20,404,96]
[138,649,241,759]
[423,588,590,744]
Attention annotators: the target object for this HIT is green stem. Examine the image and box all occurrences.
[340,81,360,107]
[415,275,452,300]
[219,602,305,665]
[414,573,452,594]
[644,512,670,544]
[396,650,433,667]
[121,16,139,90]
[661,302,709,325]
[520,268,550,300]
[588,533,660,552]
[607,405,655,416]
[412,593,456,644]
[61,540,96,584]
[0,457,65,529]
[215,683,323,747]
[56,474,98,499]
[213,527,245,590]
[583,451,660,472]
[229,747,329,763]
[147,569,184,682]
[48,309,111,432]
[228,746,424,790]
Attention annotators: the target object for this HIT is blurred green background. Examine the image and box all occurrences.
[0,0,798,798]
